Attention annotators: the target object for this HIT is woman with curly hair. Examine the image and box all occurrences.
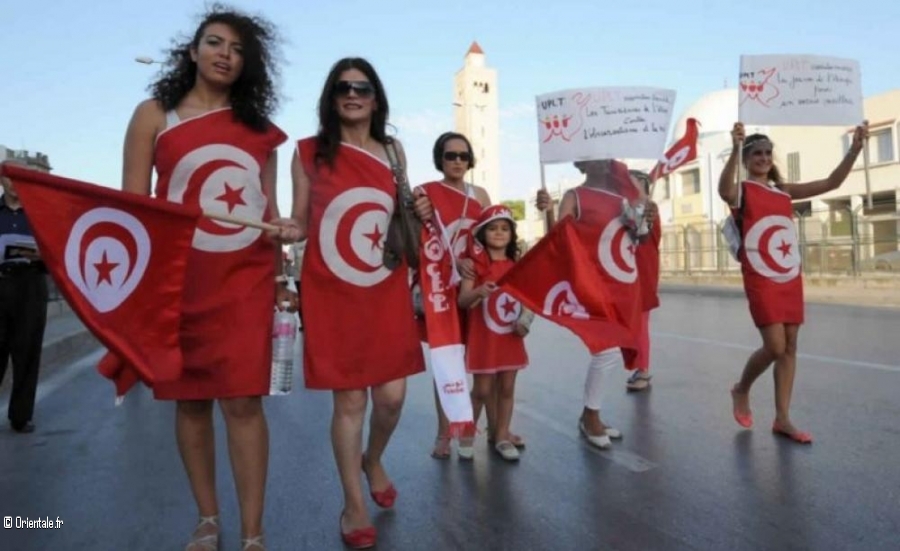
[119,5,297,550]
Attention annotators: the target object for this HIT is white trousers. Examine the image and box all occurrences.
[583,347,623,411]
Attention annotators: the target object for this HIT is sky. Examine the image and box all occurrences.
[2,0,899,214]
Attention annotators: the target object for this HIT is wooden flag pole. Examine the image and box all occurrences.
[204,211,280,232]
[862,132,873,210]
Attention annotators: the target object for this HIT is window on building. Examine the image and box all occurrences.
[681,169,700,195]
[787,152,801,182]
[843,127,895,164]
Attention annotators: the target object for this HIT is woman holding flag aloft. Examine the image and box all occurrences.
[536,159,656,448]
[719,121,867,444]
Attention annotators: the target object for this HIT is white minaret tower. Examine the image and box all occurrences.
[454,41,500,202]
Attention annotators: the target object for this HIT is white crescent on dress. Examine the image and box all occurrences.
[483,291,521,334]
[598,218,638,284]
[65,207,150,313]
[167,144,266,252]
[744,214,800,283]
[542,281,589,320]
[319,187,393,288]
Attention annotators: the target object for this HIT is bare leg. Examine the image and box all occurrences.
[471,374,494,434]
[219,397,268,539]
[176,400,220,547]
[773,324,803,432]
[364,378,406,494]
[332,389,370,532]
[431,382,451,457]
[731,324,785,420]
[493,371,518,442]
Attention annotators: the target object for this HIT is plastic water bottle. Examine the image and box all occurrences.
[270,302,296,395]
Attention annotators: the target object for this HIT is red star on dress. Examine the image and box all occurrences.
[500,296,517,317]
[215,183,246,214]
[627,243,637,257]
[93,251,119,286]
[776,239,792,258]
[364,224,384,250]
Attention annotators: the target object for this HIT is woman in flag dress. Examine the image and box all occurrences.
[719,121,867,444]
[290,57,428,549]
[121,6,297,550]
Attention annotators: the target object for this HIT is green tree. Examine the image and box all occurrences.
[501,199,525,221]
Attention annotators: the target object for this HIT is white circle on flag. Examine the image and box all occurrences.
[445,217,476,259]
[483,291,520,334]
[744,215,800,283]
[319,187,393,287]
[542,281,588,319]
[664,145,691,173]
[598,218,638,284]
[167,144,265,253]
[65,207,151,313]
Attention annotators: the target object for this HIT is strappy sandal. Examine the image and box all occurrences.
[626,371,652,391]
[241,535,266,550]
[185,515,220,551]
[431,435,451,459]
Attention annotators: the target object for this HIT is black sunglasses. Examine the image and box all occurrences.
[334,80,375,98]
[443,151,471,163]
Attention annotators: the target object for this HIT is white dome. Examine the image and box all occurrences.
[672,88,738,138]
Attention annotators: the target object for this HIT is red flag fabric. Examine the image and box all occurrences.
[735,180,803,326]
[297,138,425,390]
[419,218,473,436]
[648,118,700,182]
[0,164,200,390]
[497,217,638,356]
[465,255,528,373]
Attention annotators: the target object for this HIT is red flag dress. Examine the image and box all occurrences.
[151,108,286,400]
[574,185,643,365]
[297,138,425,390]
[465,257,528,374]
[736,180,804,327]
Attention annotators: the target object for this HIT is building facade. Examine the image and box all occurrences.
[454,41,501,203]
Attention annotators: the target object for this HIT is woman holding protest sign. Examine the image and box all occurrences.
[291,57,429,548]
[719,121,867,444]
[536,159,655,448]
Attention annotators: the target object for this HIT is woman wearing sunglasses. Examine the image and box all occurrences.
[414,132,491,460]
[719,120,867,444]
[290,57,427,549]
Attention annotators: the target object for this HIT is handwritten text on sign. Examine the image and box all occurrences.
[738,54,863,126]
[535,87,676,164]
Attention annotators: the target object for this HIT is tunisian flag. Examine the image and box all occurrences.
[648,118,700,182]
[1,164,200,391]
[497,217,637,356]
[419,214,474,437]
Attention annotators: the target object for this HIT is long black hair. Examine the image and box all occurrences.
[475,220,520,262]
[149,3,280,132]
[315,57,390,166]
[742,133,784,186]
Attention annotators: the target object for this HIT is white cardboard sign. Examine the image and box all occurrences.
[738,54,864,126]
[535,86,676,164]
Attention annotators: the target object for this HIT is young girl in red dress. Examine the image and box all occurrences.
[457,205,529,461]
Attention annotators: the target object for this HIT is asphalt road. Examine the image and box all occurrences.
[1,290,898,550]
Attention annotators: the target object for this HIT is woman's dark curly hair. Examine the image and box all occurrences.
[475,220,520,262]
[315,57,390,167]
[149,3,280,132]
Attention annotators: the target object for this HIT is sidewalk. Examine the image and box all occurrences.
[0,301,98,394]
[662,272,900,309]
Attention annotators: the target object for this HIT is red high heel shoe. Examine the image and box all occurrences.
[340,512,376,549]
